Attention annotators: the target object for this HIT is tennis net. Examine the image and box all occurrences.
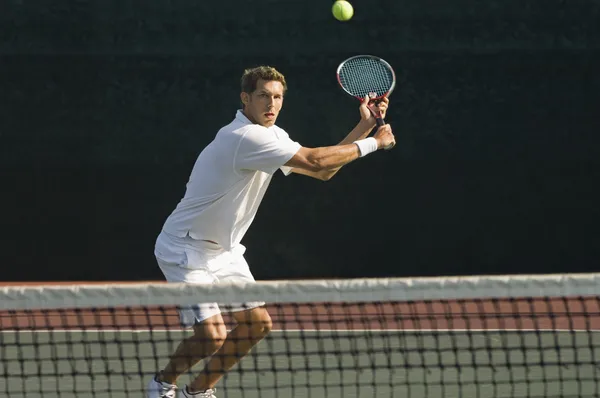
[1,273,600,397]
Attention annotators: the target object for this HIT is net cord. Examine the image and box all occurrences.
[1,273,599,311]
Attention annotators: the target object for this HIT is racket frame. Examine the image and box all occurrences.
[336,54,397,104]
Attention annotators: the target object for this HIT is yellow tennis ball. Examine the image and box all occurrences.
[332,0,353,22]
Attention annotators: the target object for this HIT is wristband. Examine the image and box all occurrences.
[354,137,378,157]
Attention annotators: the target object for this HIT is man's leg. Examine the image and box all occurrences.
[157,313,228,385]
[186,306,272,393]
[150,250,224,397]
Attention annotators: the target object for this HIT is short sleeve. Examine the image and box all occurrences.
[235,126,301,175]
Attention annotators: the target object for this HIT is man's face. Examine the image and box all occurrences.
[241,79,284,127]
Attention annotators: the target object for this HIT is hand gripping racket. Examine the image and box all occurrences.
[336,55,397,149]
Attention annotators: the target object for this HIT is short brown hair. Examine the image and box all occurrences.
[241,66,287,94]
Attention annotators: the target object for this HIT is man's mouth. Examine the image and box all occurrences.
[265,112,275,118]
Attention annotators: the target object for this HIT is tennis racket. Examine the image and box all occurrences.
[336,54,397,149]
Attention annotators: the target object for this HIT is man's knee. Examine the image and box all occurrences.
[235,307,273,339]
[192,316,228,352]
[253,311,272,338]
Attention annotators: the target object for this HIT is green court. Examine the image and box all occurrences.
[1,329,599,397]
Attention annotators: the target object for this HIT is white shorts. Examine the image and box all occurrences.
[155,230,264,327]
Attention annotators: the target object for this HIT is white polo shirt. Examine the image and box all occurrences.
[161,110,302,251]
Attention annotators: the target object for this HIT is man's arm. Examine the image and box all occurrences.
[289,120,377,180]
[284,124,395,181]
[289,96,390,181]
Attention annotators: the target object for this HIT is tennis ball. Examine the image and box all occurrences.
[332,0,353,22]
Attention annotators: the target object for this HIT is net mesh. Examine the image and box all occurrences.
[1,274,600,398]
[337,56,395,99]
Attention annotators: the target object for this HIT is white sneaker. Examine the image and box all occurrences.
[146,374,178,398]
[179,386,217,398]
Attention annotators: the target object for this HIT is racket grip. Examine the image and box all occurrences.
[369,117,385,136]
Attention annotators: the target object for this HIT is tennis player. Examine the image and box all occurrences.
[147,66,395,398]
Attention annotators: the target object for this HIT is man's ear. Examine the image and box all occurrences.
[240,92,249,105]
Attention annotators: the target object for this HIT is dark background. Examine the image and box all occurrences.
[1,0,599,282]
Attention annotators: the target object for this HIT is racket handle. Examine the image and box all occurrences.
[371,117,394,150]
[369,116,385,136]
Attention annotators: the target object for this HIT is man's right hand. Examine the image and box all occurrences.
[373,124,396,150]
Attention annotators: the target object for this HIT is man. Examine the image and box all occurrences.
[147,65,395,398]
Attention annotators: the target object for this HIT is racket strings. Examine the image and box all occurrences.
[338,57,394,98]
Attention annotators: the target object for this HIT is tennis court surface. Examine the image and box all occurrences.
[1,274,600,397]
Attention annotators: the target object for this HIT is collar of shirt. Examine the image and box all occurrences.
[235,109,253,125]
